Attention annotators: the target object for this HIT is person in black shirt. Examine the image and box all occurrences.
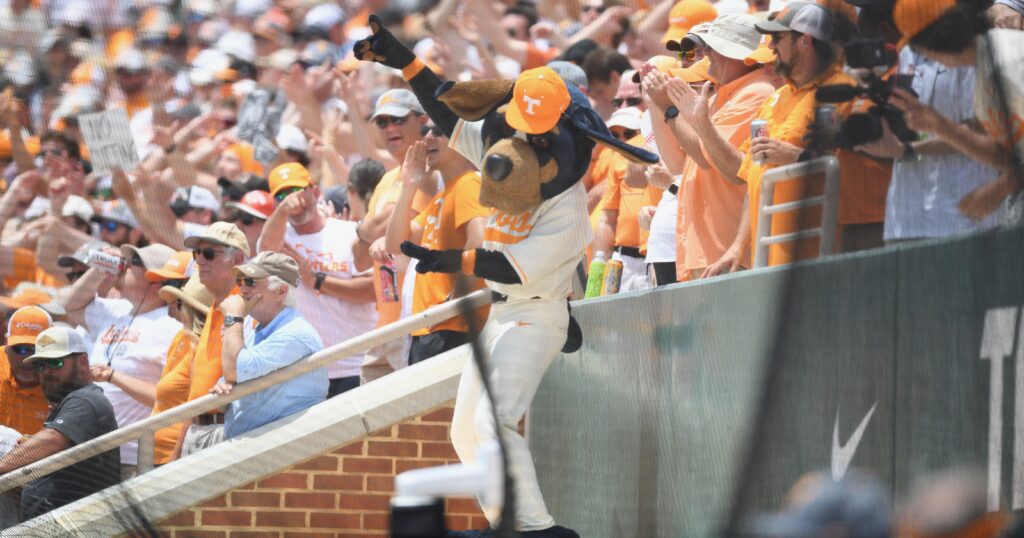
[0,326,119,522]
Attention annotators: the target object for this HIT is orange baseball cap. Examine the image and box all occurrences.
[893,0,956,50]
[662,0,718,44]
[744,34,775,66]
[669,56,711,83]
[226,143,265,176]
[6,305,53,346]
[505,66,571,135]
[268,163,313,196]
[0,288,53,310]
[632,55,680,83]
[145,250,193,283]
[226,190,275,219]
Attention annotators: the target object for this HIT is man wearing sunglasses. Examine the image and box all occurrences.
[89,200,144,248]
[1,326,119,521]
[225,190,274,256]
[206,252,327,440]
[259,163,376,397]
[60,243,180,479]
[0,306,52,438]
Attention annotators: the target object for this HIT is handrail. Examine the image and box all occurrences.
[753,156,840,268]
[0,289,492,493]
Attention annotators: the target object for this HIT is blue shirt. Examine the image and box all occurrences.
[224,307,328,438]
[884,50,1001,241]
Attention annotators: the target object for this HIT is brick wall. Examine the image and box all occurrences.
[155,403,488,537]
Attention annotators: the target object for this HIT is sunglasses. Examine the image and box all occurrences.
[39,148,67,158]
[10,344,35,356]
[374,115,411,129]
[235,276,261,288]
[611,97,642,109]
[232,212,262,226]
[582,5,607,13]
[33,357,66,372]
[677,49,696,61]
[420,125,445,137]
[613,128,639,141]
[163,278,187,289]
[66,270,85,283]
[99,220,124,233]
[274,186,306,202]
[192,247,230,261]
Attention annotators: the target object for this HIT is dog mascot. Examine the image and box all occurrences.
[355,16,658,537]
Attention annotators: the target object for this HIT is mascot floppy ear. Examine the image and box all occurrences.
[568,103,660,164]
[436,80,514,122]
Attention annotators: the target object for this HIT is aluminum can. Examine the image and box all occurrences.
[815,105,837,129]
[750,119,769,140]
[87,250,126,274]
[600,259,623,296]
[379,262,400,303]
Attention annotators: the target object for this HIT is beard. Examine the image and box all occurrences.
[774,57,793,79]
[43,380,79,404]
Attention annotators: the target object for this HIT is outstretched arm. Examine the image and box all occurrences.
[400,242,522,285]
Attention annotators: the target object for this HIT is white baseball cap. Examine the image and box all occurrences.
[24,326,90,362]
[370,89,425,120]
[683,13,762,61]
[607,107,643,131]
[216,30,256,64]
[172,186,221,213]
[234,0,271,19]
[276,124,308,153]
[304,4,345,30]
[62,195,95,222]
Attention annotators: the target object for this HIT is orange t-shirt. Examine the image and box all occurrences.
[600,135,653,250]
[187,292,236,401]
[152,329,196,464]
[736,67,888,266]
[677,67,778,276]
[4,248,61,290]
[367,166,431,327]
[411,172,490,335]
[0,347,50,435]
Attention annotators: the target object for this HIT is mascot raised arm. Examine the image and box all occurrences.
[355,15,659,537]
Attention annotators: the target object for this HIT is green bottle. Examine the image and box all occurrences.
[584,251,607,299]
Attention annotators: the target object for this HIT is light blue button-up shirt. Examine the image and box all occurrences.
[224,307,328,438]
[884,50,1001,241]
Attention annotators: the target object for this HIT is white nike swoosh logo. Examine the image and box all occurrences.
[831,402,877,480]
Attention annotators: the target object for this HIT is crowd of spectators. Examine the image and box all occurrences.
[0,0,1020,527]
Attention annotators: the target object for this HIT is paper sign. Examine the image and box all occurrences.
[237,88,286,165]
[79,109,139,173]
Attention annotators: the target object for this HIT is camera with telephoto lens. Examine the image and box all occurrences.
[812,37,918,149]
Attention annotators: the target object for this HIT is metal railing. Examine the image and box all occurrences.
[753,156,840,268]
[0,289,492,493]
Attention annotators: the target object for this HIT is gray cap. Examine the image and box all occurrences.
[57,240,111,269]
[755,2,835,43]
[91,200,140,229]
[121,244,176,272]
[25,326,90,362]
[234,251,299,287]
[547,61,589,91]
[370,89,424,120]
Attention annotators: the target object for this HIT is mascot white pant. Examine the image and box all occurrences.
[450,297,568,531]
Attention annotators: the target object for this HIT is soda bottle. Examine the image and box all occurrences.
[600,259,623,296]
[584,251,607,299]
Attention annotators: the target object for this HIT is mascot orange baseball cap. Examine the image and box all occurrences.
[505,66,571,135]
[893,0,957,49]
[6,306,52,346]
[268,163,312,196]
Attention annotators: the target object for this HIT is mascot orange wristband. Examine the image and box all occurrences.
[402,59,426,81]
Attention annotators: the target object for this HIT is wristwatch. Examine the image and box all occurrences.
[223,316,245,327]
[314,272,327,292]
[664,105,679,123]
[667,184,679,195]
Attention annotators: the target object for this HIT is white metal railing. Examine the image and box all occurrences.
[753,156,840,268]
[0,289,491,493]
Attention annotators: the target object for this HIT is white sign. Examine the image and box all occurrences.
[79,109,139,173]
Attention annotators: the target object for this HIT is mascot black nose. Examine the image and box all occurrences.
[485,154,513,182]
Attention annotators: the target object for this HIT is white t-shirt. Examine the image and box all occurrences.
[284,218,378,379]
[639,110,675,263]
[450,119,593,300]
[86,297,181,465]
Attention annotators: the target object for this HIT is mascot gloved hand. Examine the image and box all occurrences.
[356,15,657,538]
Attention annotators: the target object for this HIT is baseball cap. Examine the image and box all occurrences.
[57,241,110,269]
[745,34,776,66]
[6,306,53,346]
[893,0,957,50]
[91,200,140,229]
[505,66,571,135]
[216,30,256,64]
[300,40,338,69]
[234,251,299,287]
[681,13,762,61]
[218,174,269,202]
[159,274,214,316]
[632,55,680,83]
[115,48,149,72]
[226,190,275,220]
[268,163,313,197]
[755,2,834,42]
[24,326,89,363]
[547,60,589,91]
[276,124,308,154]
[234,0,271,19]
[122,243,176,272]
[370,89,425,121]
[607,107,643,130]
[53,85,102,121]
[669,56,711,83]
[304,3,345,30]
[225,143,265,175]
[170,186,221,215]
[323,186,349,214]
[662,0,719,44]
[265,48,300,72]
[0,287,54,311]
[145,250,194,282]
[183,221,251,256]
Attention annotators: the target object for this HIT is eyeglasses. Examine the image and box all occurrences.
[677,49,696,62]
[192,247,230,261]
[130,255,144,268]
[33,357,66,372]
[374,115,411,129]
[420,125,445,137]
[582,5,607,14]
[613,128,639,141]
[99,220,124,233]
[232,212,262,226]
[235,276,262,288]
[611,97,642,109]
[10,344,35,356]
[274,186,306,202]
[66,270,85,283]
[39,147,67,158]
